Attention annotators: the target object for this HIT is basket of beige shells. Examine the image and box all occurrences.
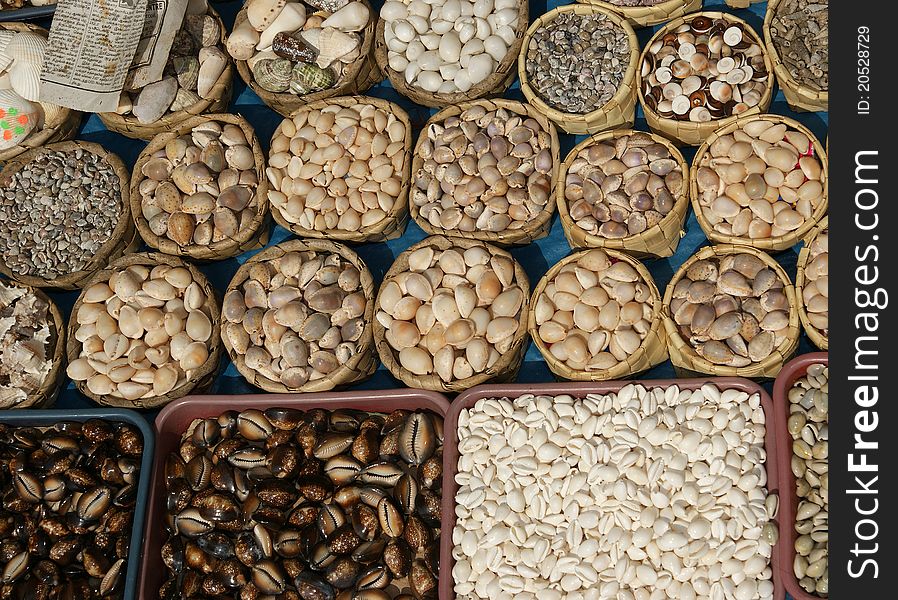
[131,114,271,261]
[0,280,66,409]
[66,253,222,408]
[0,22,81,162]
[796,216,827,350]
[221,238,377,393]
[99,6,233,140]
[576,0,701,28]
[376,0,528,108]
[529,248,668,381]
[691,114,827,252]
[410,99,559,246]
[662,244,800,378]
[267,95,413,243]
[637,12,776,147]
[764,0,828,112]
[0,141,140,291]
[228,0,380,118]
[374,235,530,392]
[558,129,689,258]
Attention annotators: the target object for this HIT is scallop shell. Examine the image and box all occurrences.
[39,101,64,126]
[0,30,16,55]
[186,14,222,47]
[253,58,293,93]
[0,90,39,151]
[309,27,358,69]
[289,62,335,95]
[8,64,41,102]
[5,32,47,69]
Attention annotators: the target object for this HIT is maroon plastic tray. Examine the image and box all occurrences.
[440,379,786,600]
[772,352,829,600]
[138,390,451,600]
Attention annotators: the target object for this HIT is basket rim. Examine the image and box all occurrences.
[688,113,828,251]
[762,0,829,105]
[267,95,414,243]
[795,215,828,349]
[517,4,640,125]
[408,98,560,245]
[129,113,271,260]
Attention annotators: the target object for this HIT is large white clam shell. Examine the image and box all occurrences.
[5,32,47,69]
[8,64,41,102]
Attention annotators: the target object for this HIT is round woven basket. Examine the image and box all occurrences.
[661,244,800,379]
[518,4,639,135]
[222,238,378,393]
[528,249,668,381]
[234,0,381,118]
[409,98,560,246]
[796,216,828,350]
[576,0,702,28]
[0,141,140,291]
[130,113,271,261]
[557,128,690,258]
[373,235,530,393]
[0,282,66,409]
[763,0,828,113]
[269,95,412,243]
[374,0,528,108]
[637,12,776,147]
[0,22,81,163]
[98,7,234,140]
[66,252,222,409]
[690,113,828,252]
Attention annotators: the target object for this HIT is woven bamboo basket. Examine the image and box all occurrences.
[98,7,233,140]
[528,249,668,381]
[373,235,530,393]
[409,98,560,246]
[763,0,828,113]
[662,244,800,379]
[0,141,140,291]
[576,0,701,28]
[0,282,66,409]
[223,239,378,394]
[130,113,271,261]
[269,96,412,243]
[557,129,690,258]
[637,12,776,147]
[66,253,222,409]
[234,0,381,118]
[690,113,828,252]
[374,0,528,108]
[796,216,828,350]
[518,4,639,135]
[0,23,81,163]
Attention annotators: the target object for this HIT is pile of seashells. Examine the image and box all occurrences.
[0,281,54,408]
[227,0,370,96]
[115,5,229,124]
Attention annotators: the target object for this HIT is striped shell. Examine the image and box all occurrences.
[252,58,293,93]
[5,32,47,69]
[9,64,41,102]
[289,62,334,95]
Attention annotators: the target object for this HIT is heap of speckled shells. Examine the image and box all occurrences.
[796,217,828,349]
[221,239,376,393]
[131,115,270,260]
[374,236,529,392]
[529,248,668,380]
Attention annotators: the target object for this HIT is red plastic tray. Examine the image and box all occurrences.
[772,352,829,600]
[137,390,451,600]
[440,379,786,600]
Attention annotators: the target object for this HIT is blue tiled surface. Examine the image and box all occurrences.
[26,0,827,410]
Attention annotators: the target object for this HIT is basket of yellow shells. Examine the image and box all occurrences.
[373,235,530,393]
[375,0,528,108]
[410,99,559,246]
[66,253,222,409]
[529,248,668,381]
[0,280,66,409]
[764,0,828,112]
[690,114,827,252]
[662,244,800,378]
[228,0,380,117]
[557,129,689,258]
[221,239,378,393]
[796,216,827,350]
[0,22,81,162]
[267,95,413,243]
[637,12,775,147]
[99,6,233,140]
[130,114,271,261]
[575,0,701,28]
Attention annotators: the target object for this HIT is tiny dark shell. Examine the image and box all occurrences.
[270,445,301,478]
[82,419,114,444]
[418,451,442,490]
[298,476,333,502]
[381,410,410,434]
[218,558,248,588]
[282,557,308,579]
[267,428,296,449]
[217,410,239,438]
[309,542,336,570]
[324,556,360,589]
[288,502,320,528]
[234,532,265,567]
[333,485,362,509]
[185,542,214,574]
[354,590,391,600]
[181,570,203,596]
[360,462,403,487]
[425,537,440,576]
[378,428,400,457]
[351,428,379,464]
[33,559,60,585]
[196,532,234,559]
[410,559,437,598]
[383,538,412,578]
[81,546,110,578]
[265,407,305,430]
[313,433,355,460]
[201,574,228,596]
[214,438,244,461]
[356,564,389,590]
[114,423,143,456]
[329,409,365,433]
[211,460,237,493]
[252,559,287,594]
[166,454,187,483]
[351,538,385,564]
[196,492,241,522]
[317,502,346,537]
[327,524,361,555]
[377,497,404,538]
[192,418,221,447]
[256,479,299,509]
[306,409,329,432]
[297,456,324,478]
[416,488,441,527]
[295,423,319,457]
[351,504,380,541]
[49,538,81,567]
[295,570,336,600]
[238,409,275,441]
[394,473,418,515]
[275,529,304,558]
[403,516,431,552]
[324,455,362,485]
